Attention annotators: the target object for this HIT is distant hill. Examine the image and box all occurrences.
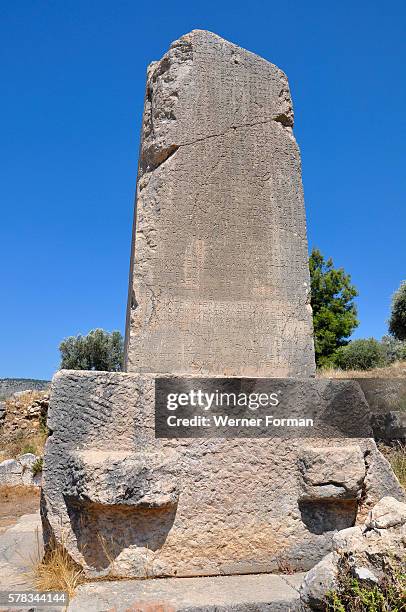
[0,378,50,401]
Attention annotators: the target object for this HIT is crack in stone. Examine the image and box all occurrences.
[309,480,349,490]
[279,574,302,594]
[142,115,294,175]
[178,116,292,149]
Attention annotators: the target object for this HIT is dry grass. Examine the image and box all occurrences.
[0,484,40,504]
[318,360,406,379]
[379,443,406,489]
[0,430,47,461]
[33,535,85,599]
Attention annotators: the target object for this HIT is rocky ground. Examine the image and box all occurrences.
[0,389,45,535]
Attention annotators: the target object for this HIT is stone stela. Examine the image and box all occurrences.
[124,30,314,378]
[42,31,404,579]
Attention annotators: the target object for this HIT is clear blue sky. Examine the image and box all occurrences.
[1,1,405,380]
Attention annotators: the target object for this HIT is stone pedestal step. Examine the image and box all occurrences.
[68,572,306,611]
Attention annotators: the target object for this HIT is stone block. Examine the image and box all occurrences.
[298,446,365,501]
[0,453,41,487]
[41,370,404,579]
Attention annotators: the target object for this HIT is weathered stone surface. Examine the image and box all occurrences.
[0,453,41,487]
[0,401,5,425]
[0,512,42,590]
[363,446,405,502]
[68,572,306,612]
[356,378,406,414]
[124,30,315,378]
[41,371,404,579]
[355,378,406,442]
[299,552,339,611]
[300,496,406,609]
[64,449,180,508]
[371,410,406,442]
[365,495,406,529]
[353,566,379,585]
[0,459,22,485]
[298,446,365,501]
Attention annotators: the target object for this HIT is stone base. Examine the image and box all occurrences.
[68,572,306,612]
[41,371,405,579]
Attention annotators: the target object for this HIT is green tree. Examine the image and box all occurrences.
[309,249,359,367]
[388,281,406,341]
[59,329,124,371]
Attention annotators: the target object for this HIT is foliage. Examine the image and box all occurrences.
[381,335,406,364]
[334,338,387,371]
[309,249,359,367]
[31,457,43,476]
[389,281,406,341]
[39,412,48,434]
[59,329,124,371]
[326,556,405,611]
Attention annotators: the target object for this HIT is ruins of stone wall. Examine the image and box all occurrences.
[0,390,49,444]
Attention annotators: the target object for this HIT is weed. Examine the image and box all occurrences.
[31,457,43,476]
[326,556,405,611]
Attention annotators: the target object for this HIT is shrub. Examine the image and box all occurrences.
[31,457,43,477]
[334,338,387,371]
[381,335,406,364]
[389,281,406,341]
[59,329,124,371]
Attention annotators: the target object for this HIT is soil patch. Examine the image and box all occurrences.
[0,486,40,533]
